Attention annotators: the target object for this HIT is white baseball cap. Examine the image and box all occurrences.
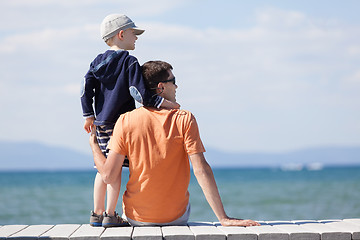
[100,14,145,41]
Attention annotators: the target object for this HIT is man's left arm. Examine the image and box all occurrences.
[89,129,125,184]
[189,152,260,227]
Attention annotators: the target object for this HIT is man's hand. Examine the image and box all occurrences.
[89,127,98,147]
[220,217,260,227]
[84,117,95,133]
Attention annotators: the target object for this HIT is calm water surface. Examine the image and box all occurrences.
[1,167,359,225]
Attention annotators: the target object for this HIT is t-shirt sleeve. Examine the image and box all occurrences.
[183,113,206,155]
[108,116,127,156]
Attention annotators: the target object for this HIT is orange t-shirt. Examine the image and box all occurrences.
[108,107,205,223]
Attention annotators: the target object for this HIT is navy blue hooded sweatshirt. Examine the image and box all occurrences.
[80,50,163,126]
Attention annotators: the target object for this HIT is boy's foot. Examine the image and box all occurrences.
[102,211,130,228]
[90,211,103,227]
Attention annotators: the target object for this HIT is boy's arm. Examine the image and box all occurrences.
[80,73,96,120]
[160,99,181,109]
[189,152,260,227]
[84,117,95,133]
[127,59,180,109]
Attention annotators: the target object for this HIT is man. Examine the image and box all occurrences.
[89,60,260,227]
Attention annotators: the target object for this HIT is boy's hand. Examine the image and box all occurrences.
[161,99,180,109]
[84,117,95,133]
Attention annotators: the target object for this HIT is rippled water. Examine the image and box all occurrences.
[1,167,359,225]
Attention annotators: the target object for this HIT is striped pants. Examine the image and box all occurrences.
[96,124,129,167]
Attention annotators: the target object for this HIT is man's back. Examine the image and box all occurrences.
[90,60,260,227]
[108,107,205,223]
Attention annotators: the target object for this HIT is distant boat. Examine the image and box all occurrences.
[306,162,324,171]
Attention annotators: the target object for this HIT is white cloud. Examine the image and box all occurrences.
[0,0,187,32]
[0,25,95,53]
[347,71,360,83]
[256,7,308,28]
[134,8,360,151]
[64,83,82,96]
[137,9,359,109]
[1,0,180,8]
[0,6,359,153]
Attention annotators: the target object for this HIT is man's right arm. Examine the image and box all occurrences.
[89,129,125,184]
[189,152,260,227]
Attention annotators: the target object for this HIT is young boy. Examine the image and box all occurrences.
[80,14,179,227]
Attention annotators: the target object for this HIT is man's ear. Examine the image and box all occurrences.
[157,82,165,89]
[156,82,165,94]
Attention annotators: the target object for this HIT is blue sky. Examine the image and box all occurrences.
[0,0,359,155]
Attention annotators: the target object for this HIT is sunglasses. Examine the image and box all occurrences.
[160,77,176,85]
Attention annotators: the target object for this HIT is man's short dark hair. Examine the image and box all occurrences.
[141,61,173,92]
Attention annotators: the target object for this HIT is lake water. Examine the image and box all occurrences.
[1,166,359,225]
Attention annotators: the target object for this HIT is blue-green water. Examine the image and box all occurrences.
[1,167,360,225]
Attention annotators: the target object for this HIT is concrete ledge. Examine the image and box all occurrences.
[0,219,359,240]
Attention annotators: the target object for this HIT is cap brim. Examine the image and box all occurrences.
[134,28,145,35]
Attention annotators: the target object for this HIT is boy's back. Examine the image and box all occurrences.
[81,49,156,126]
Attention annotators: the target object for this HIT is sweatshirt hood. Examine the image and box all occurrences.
[90,50,129,83]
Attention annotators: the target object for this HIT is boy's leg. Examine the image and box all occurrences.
[95,124,128,227]
[95,124,114,215]
[94,172,106,214]
[105,172,121,215]
[95,124,118,215]
[102,172,129,228]
[90,125,112,226]
[90,172,106,226]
